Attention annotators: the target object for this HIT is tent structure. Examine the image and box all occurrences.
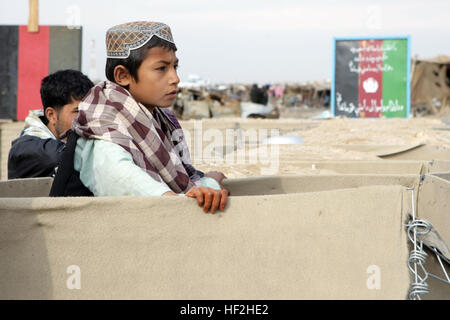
[411,55,450,116]
[0,162,448,300]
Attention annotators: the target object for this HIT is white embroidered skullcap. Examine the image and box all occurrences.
[106,21,175,59]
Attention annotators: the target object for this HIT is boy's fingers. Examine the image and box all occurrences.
[186,187,204,206]
[195,189,205,207]
[219,189,228,211]
[186,187,229,213]
[202,188,213,213]
[210,190,221,214]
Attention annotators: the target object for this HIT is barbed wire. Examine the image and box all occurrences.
[405,187,450,300]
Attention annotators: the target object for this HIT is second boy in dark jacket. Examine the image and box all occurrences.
[8,70,94,179]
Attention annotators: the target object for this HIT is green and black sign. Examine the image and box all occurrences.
[332,37,411,118]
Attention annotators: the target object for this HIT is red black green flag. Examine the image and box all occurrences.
[333,37,410,118]
[0,25,82,120]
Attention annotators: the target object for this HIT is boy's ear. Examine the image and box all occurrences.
[45,107,57,124]
[114,65,132,87]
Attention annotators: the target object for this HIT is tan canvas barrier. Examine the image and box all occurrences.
[256,161,428,175]
[430,172,450,181]
[379,145,450,161]
[0,160,438,200]
[417,175,450,259]
[0,122,25,180]
[293,160,450,174]
[0,185,411,299]
[222,174,420,196]
[0,177,53,198]
[422,247,450,300]
[0,174,419,199]
[332,144,450,161]
[428,160,450,173]
[333,144,425,156]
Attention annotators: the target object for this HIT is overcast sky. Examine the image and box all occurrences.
[1,0,449,84]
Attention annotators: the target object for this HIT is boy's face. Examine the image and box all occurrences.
[46,99,80,140]
[128,46,180,110]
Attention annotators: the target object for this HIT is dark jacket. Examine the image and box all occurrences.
[8,135,65,179]
[49,131,93,197]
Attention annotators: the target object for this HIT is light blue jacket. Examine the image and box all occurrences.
[74,137,221,197]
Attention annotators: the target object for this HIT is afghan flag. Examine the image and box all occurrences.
[334,38,409,118]
[0,25,82,120]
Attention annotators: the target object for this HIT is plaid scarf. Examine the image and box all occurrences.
[73,81,201,194]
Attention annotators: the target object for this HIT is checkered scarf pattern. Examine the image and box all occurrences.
[73,81,201,194]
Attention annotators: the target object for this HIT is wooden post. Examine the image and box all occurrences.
[28,0,39,33]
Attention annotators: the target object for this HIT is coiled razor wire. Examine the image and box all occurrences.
[405,187,450,300]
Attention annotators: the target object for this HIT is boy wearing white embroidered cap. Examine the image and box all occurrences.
[51,21,229,214]
[104,22,181,110]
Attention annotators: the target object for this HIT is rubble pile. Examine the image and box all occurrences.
[172,80,331,120]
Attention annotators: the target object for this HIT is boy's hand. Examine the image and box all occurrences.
[186,186,229,213]
[204,171,228,189]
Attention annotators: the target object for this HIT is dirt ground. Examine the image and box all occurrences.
[184,116,450,178]
[1,116,450,180]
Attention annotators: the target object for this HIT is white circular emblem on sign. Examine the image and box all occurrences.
[363,77,379,93]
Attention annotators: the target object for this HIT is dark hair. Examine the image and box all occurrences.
[40,69,94,116]
[105,36,177,86]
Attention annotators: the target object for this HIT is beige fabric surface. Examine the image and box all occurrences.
[430,172,450,181]
[0,177,53,198]
[333,144,424,156]
[422,247,450,300]
[255,161,429,175]
[222,174,420,196]
[332,144,450,161]
[428,160,450,173]
[0,174,419,198]
[0,185,411,299]
[417,175,450,259]
[378,145,450,161]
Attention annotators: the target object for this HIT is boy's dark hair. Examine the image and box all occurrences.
[105,36,177,86]
[40,69,94,115]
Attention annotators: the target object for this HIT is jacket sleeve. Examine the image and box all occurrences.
[7,135,65,179]
[74,137,173,197]
[73,137,221,197]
